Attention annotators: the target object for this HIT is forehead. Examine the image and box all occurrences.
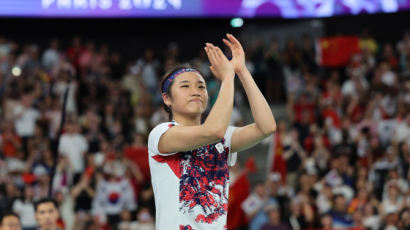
[174,72,205,83]
[2,215,19,223]
[37,202,57,211]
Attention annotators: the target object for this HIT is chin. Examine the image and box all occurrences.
[187,106,205,114]
[184,109,203,118]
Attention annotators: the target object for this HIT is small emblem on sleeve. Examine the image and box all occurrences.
[215,142,224,153]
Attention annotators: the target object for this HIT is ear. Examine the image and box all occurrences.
[162,93,171,107]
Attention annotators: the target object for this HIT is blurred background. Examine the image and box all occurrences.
[0,0,409,230]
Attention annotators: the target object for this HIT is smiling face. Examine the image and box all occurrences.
[163,71,208,120]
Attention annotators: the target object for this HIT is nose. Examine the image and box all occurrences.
[190,87,201,97]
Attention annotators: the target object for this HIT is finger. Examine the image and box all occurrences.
[209,65,216,75]
[205,46,216,67]
[209,43,223,63]
[205,43,217,65]
[209,45,224,63]
[223,38,234,50]
[208,44,220,65]
[227,33,243,48]
[214,46,227,61]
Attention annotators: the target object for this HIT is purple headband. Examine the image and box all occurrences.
[162,68,200,93]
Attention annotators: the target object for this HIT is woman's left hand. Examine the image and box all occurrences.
[223,33,246,74]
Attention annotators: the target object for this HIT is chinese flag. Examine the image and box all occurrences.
[271,133,287,184]
[228,172,250,229]
[317,36,360,67]
[124,146,150,181]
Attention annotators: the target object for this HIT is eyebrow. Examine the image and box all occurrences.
[178,80,205,84]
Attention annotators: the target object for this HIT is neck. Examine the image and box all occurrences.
[172,114,201,126]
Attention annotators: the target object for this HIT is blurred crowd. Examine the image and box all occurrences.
[232,30,410,230]
[0,27,409,230]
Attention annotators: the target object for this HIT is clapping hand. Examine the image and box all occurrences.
[204,42,235,81]
[223,33,246,74]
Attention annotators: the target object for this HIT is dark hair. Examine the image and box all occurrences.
[332,193,345,201]
[0,211,20,224]
[34,197,58,212]
[160,63,203,121]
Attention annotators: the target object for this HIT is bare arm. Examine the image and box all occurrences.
[158,42,235,153]
[222,34,276,153]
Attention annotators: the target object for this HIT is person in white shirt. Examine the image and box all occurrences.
[12,93,40,158]
[12,186,36,230]
[58,121,88,182]
[394,114,410,148]
[42,39,60,71]
[148,34,276,230]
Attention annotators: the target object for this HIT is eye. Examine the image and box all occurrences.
[181,85,189,88]
[199,85,206,89]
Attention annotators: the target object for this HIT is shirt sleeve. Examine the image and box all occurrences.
[58,136,66,154]
[224,126,237,166]
[148,122,177,157]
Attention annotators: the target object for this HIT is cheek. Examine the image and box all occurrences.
[169,93,185,111]
[203,91,209,106]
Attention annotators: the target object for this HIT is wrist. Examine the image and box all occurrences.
[236,67,249,76]
[221,73,235,82]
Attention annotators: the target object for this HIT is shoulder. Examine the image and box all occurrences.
[148,122,175,139]
[148,122,175,152]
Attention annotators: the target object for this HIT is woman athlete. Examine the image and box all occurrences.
[148,34,276,230]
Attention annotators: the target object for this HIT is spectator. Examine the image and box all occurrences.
[0,182,20,212]
[242,182,277,230]
[12,92,40,158]
[318,213,333,230]
[32,165,50,200]
[286,195,314,230]
[92,160,136,228]
[12,186,36,230]
[70,167,96,230]
[130,207,155,230]
[132,48,160,102]
[42,39,61,71]
[58,121,88,183]
[264,38,283,103]
[363,203,381,230]
[0,211,21,230]
[328,194,353,228]
[260,204,291,230]
[398,208,410,230]
[0,122,21,159]
[34,198,60,230]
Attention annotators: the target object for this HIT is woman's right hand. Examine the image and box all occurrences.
[205,42,235,81]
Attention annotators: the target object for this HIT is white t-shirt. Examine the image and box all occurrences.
[12,199,37,227]
[58,133,88,173]
[13,105,40,137]
[148,122,237,230]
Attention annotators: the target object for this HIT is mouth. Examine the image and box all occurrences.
[189,99,202,103]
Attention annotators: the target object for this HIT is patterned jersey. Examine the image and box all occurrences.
[148,122,237,230]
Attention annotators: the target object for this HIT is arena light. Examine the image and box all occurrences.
[11,66,22,77]
[231,18,244,28]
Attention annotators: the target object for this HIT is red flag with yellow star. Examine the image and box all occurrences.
[316,36,360,67]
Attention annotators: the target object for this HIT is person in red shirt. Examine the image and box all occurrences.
[1,122,21,158]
